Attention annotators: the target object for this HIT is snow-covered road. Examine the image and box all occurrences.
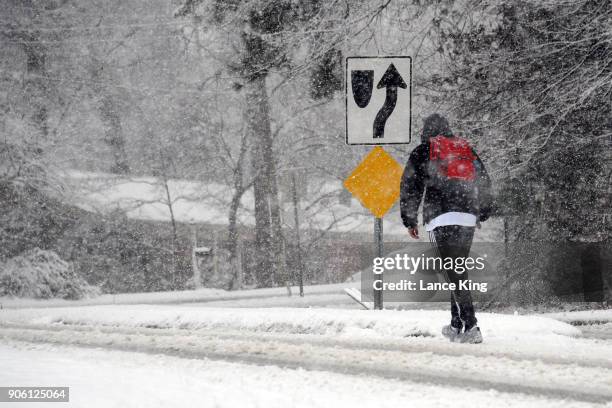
[3,340,600,408]
[1,306,612,406]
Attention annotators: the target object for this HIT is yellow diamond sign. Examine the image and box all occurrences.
[343,146,403,218]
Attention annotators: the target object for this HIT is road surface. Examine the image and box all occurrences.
[1,306,611,407]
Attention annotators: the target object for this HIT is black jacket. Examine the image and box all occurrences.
[400,140,493,229]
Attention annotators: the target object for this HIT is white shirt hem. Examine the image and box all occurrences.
[425,212,477,232]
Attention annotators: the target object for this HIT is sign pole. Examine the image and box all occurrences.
[344,56,411,310]
[292,172,304,297]
[374,217,383,310]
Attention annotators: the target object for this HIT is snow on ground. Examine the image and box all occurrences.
[2,306,611,405]
[62,169,410,236]
[540,309,612,325]
[61,169,504,240]
[1,341,596,408]
[0,282,355,309]
[8,305,612,372]
[0,305,580,344]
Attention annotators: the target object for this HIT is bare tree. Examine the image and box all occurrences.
[175,0,397,287]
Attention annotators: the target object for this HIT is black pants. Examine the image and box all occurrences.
[431,225,477,331]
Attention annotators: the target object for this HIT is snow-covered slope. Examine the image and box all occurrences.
[61,170,503,240]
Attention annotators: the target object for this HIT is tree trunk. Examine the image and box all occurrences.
[100,95,130,174]
[227,131,248,290]
[11,30,49,144]
[227,186,247,290]
[191,225,201,289]
[88,54,130,175]
[25,49,47,141]
[244,73,283,287]
[159,155,179,288]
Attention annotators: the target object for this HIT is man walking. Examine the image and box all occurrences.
[400,114,493,343]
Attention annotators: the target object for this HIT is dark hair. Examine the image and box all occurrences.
[421,113,452,143]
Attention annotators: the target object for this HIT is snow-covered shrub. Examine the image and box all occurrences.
[0,249,99,299]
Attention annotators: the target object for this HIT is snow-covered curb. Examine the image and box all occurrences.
[538,309,612,325]
[0,306,580,341]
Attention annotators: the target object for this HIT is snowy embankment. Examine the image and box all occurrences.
[538,309,612,341]
[0,282,356,309]
[0,305,580,342]
[540,309,612,325]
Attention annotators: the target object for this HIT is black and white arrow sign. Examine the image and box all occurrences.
[345,56,412,145]
[373,63,407,139]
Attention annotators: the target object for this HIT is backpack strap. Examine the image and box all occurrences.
[429,135,444,161]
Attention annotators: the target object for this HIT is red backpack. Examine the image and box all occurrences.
[429,135,476,181]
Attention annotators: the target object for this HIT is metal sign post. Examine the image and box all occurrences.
[292,172,304,297]
[344,56,412,311]
[343,147,403,311]
[374,217,383,309]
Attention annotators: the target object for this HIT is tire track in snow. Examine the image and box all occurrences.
[2,322,611,370]
[1,324,611,404]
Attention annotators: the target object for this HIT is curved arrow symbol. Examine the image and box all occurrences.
[373,63,407,139]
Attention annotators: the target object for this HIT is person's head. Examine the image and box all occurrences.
[421,113,452,143]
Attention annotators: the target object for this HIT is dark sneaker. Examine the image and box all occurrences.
[457,326,483,344]
[441,324,461,341]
